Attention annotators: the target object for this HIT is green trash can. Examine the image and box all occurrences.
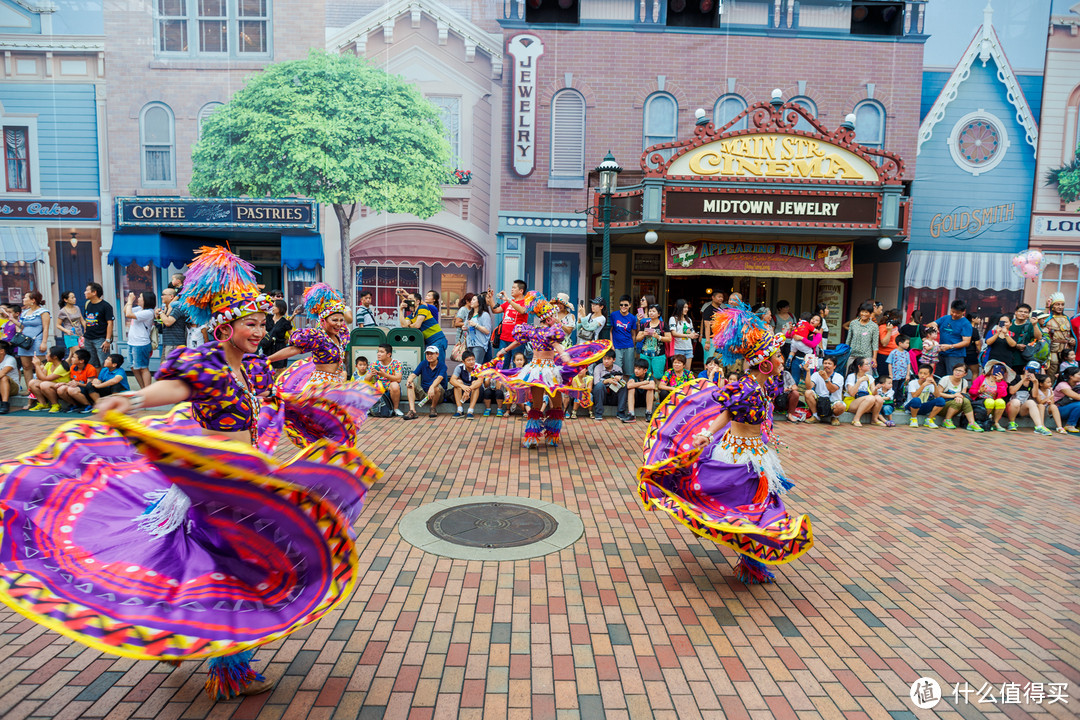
[386,327,425,381]
[346,327,387,379]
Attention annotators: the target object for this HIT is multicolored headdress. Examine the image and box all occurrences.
[523,292,557,321]
[302,283,348,321]
[710,303,785,367]
[177,246,273,331]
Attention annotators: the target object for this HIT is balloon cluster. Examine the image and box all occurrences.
[1011,250,1046,281]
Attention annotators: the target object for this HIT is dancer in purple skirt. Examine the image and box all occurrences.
[637,304,813,584]
[0,247,380,700]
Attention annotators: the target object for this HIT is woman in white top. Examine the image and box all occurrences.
[465,293,493,363]
[125,291,157,389]
[668,299,699,368]
[576,297,607,342]
[845,355,884,427]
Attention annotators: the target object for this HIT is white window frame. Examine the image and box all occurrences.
[643,91,678,150]
[0,112,40,197]
[549,88,586,188]
[197,102,224,140]
[140,102,176,188]
[713,94,747,131]
[355,263,422,323]
[1039,253,1080,315]
[427,95,462,169]
[854,100,886,150]
[154,0,272,59]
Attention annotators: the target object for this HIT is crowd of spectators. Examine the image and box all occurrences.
[3,275,1079,439]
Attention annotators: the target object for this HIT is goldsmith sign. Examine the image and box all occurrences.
[667,133,880,181]
[117,198,317,229]
[665,190,878,226]
[666,240,854,278]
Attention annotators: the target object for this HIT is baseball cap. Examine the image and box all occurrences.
[590,297,605,306]
[424,345,439,354]
[1025,361,1042,373]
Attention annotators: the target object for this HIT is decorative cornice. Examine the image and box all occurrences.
[917,3,1038,157]
[639,99,905,184]
[327,0,503,79]
[0,36,104,52]
[10,0,56,14]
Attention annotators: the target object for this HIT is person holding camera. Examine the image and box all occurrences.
[491,280,530,369]
[804,356,845,425]
[985,304,1041,376]
[398,288,447,364]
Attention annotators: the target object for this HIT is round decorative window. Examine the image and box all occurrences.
[958,120,1000,165]
[948,110,1010,176]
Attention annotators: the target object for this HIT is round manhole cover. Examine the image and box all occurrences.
[426,502,558,548]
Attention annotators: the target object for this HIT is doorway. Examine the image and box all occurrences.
[56,240,94,298]
[544,251,579,307]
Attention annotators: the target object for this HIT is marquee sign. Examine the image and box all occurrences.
[667,133,880,182]
[508,34,544,177]
[116,197,317,230]
[666,240,854,278]
[664,189,879,228]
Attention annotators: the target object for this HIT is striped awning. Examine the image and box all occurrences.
[0,227,44,263]
[904,250,1024,292]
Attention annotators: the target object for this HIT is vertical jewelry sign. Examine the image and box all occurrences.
[508,34,544,177]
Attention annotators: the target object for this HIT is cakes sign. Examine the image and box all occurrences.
[508,34,544,177]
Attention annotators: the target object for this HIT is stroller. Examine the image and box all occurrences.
[823,343,851,375]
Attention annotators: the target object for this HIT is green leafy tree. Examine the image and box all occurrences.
[1046,145,1080,206]
[190,50,452,302]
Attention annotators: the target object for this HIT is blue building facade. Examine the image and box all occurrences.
[0,0,104,323]
[905,1,1050,322]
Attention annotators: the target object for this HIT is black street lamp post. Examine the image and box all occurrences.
[596,151,622,309]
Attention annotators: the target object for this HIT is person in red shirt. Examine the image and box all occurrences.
[56,347,98,412]
[491,279,530,369]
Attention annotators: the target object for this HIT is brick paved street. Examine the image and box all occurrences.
[0,411,1076,720]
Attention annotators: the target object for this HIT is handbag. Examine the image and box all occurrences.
[10,332,33,350]
[450,339,466,362]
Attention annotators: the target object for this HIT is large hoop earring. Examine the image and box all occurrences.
[214,324,234,343]
[757,358,774,375]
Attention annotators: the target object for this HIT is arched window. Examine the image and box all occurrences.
[140,102,175,187]
[789,96,817,133]
[643,92,678,150]
[713,94,747,131]
[197,102,224,140]
[854,100,886,150]
[550,89,586,186]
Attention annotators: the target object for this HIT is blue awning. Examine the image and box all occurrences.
[282,233,324,270]
[109,233,204,268]
[0,227,44,262]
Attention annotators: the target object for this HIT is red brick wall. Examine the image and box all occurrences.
[495,29,923,212]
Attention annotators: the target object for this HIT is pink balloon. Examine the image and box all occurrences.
[1028,250,1043,264]
[1012,256,1025,267]
[1022,263,1039,278]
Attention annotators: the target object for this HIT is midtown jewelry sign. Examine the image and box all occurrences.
[665,190,879,227]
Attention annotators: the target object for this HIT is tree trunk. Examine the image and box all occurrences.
[333,203,353,311]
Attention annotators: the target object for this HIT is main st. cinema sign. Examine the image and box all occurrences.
[667,133,880,181]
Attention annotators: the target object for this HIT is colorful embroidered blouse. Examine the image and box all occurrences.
[713,375,784,424]
[289,326,347,365]
[157,342,274,433]
[512,322,565,351]
[659,368,695,387]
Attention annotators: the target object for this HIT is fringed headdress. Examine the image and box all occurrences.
[523,291,557,321]
[301,283,348,321]
[710,303,785,367]
[177,246,273,331]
